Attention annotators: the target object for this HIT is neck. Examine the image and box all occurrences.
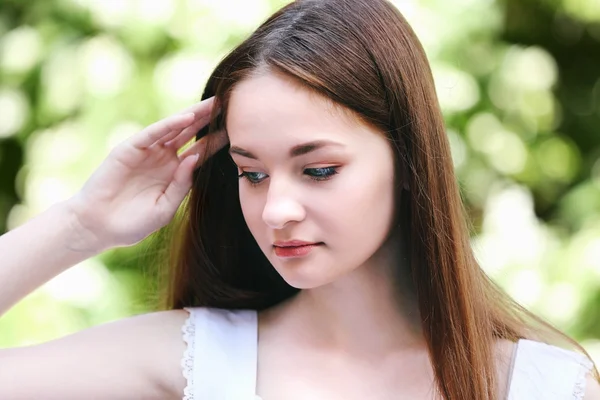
[265,230,424,355]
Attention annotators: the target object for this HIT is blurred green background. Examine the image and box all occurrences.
[0,0,599,359]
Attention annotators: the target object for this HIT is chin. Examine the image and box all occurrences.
[282,277,326,290]
[261,244,356,289]
[272,263,342,290]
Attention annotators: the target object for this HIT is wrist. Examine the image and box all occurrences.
[60,196,111,254]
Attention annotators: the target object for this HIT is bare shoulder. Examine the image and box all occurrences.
[493,338,517,361]
[492,338,600,399]
[585,373,600,399]
[492,338,518,397]
[0,309,189,400]
[93,308,191,396]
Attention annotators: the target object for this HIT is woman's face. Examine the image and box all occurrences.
[226,72,397,289]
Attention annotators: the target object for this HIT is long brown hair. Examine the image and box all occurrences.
[161,0,597,398]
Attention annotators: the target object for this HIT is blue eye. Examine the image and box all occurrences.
[304,167,339,181]
[238,167,339,186]
[238,171,268,185]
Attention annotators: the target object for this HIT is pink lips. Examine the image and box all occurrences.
[273,241,322,258]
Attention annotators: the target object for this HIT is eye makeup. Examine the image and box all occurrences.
[238,166,339,186]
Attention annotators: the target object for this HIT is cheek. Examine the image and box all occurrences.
[323,162,396,245]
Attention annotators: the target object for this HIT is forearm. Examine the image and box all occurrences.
[0,200,102,316]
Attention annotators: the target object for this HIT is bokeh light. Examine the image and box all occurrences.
[0,0,599,365]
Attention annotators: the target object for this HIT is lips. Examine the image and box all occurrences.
[272,241,323,258]
[273,240,319,247]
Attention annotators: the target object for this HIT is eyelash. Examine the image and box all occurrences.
[238,167,339,186]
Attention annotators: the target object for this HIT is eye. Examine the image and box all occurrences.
[238,171,268,186]
[304,166,339,181]
[238,167,339,187]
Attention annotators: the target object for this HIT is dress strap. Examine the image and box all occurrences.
[507,339,593,400]
[182,307,258,400]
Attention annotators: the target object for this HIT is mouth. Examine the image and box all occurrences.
[272,242,323,258]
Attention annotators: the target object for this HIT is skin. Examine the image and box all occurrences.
[226,72,453,398]
[228,72,400,291]
[0,98,227,399]
[0,74,598,399]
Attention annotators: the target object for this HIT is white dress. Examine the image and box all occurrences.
[180,307,594,400]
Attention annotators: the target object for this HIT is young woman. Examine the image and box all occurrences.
[0,0,598,399]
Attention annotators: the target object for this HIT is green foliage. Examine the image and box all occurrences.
[0,0,599,359]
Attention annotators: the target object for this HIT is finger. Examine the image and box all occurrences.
[155,127,186,147]
[178,129,229,162]
[158,154,200,213]
[129,113,195,149]
[176,96,218,119]
[158,97,220,145]
[129,97,219,149]
[163,115,210,150]
[156,97,223,149]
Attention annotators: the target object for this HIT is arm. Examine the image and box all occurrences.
[0,310,189,400]
[0,97,227,398]
[0,200,97,316]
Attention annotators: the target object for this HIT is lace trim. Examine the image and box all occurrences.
[181,308,196,400]
[572,356,594,399]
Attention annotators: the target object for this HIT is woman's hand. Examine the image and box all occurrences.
[67,97,227,252]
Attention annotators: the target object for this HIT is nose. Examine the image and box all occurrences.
[262,177,306,230]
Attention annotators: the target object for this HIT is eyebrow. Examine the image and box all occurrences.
[229,140,345,160]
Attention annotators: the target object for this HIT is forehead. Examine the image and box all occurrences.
[225,72,369,146]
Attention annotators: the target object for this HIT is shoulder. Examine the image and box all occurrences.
[492,339,518,398]
[513,339,593,370]
[118,309,191,397]
[182,306,258,342]
[507,339,595,399]
[0,309,189,400]
[585,374,600,400]
[180,307,257,343]
[75,308,191,397]
[142,307,257,398]
[182,307,258,399]
[80,307,258,399]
